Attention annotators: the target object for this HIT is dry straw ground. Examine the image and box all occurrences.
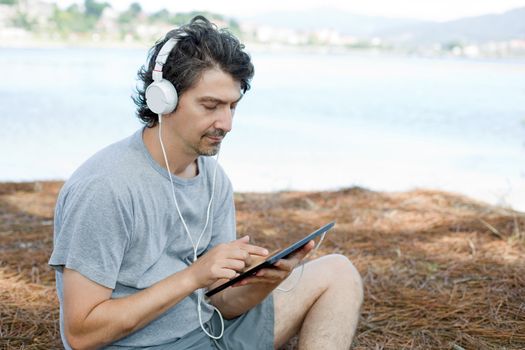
[1,181,524,349]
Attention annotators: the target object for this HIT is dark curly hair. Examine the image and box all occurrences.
[133,16,255,127]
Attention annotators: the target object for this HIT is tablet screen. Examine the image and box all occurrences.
[205,221,335,298]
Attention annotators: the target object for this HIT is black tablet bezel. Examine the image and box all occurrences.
[205,221,335,298]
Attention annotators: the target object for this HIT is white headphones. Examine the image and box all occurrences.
[149,33,225,340]
[145,37,180,115]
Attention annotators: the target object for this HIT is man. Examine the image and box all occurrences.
[49,16,363,349]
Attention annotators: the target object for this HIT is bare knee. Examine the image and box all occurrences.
[319,254,363,304]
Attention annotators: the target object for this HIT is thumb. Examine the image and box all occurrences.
[236,235,250,243]
[292,240,315,260]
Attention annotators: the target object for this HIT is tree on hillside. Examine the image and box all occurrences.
[118,2,142,24]
[52,4,88,33]
[11,10,35,30]
[150,8,170,23]
[51,0,110,35]
[84,0,110,20]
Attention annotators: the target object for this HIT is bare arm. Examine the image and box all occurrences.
[62,236,266,350]
[63,267,198,350]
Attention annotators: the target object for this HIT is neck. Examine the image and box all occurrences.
[142,125,198,178]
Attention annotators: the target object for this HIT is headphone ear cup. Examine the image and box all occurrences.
[146,79,178,115]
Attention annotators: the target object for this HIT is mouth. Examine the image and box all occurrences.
[206,135,223,143]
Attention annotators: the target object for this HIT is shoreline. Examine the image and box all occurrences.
[2,39,525,61]
[1,180,522,214]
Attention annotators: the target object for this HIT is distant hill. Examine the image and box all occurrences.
[378,7,525,45]
[243,7,525,45]
[242,8,425,37]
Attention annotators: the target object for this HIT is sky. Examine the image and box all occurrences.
[48,0,525,22]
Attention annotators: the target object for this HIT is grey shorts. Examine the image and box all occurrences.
[165,294,275,350]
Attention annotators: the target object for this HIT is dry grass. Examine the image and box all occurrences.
[1,182,524,349]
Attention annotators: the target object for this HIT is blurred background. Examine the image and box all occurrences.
[1,0,524,210]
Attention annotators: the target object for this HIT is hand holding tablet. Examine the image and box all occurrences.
[205,221,335,297]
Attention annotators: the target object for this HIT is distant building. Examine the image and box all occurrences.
[17,0,54,28]
[0,4,16,29]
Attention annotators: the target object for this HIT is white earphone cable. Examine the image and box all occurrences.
[275,231,327,292]
[157,113,325,338]
[158,114,224,339]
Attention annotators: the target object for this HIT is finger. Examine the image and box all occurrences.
[238,243,269,257]
[255,268,289,280]
[238,275,282,286]
[274,259,295,272]
[300,240,315,255]
[232,277,251,287]
[235,235,250,243]
[275,241,314,269]
[226,248,251,262]
[227,249,265,270]
[231,236,269,257]
[243,253,255,268]
[304,239,315,251]
[288,240,315,261]
[232,277,250,287]
[232,267,281,286]
[231,273,259,287]
[221,258,246,272]
[217,267,239,280]
[245,252,271,267]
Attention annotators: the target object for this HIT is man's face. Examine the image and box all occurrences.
[169,68,242,157]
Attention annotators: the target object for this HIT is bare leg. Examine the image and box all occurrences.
[273,254,363,350]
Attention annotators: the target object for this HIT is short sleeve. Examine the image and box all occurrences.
[49,177,132,289]
[208,176,236,248]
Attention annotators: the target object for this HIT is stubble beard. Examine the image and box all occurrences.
[196,142,221,156]
[195,129,226,156]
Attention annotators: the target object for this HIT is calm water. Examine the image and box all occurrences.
[1,47,524,210]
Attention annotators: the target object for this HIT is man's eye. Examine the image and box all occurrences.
[204,105,217,110]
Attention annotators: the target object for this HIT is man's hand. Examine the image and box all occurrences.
[187,236,269,289]
[234,240,315,287]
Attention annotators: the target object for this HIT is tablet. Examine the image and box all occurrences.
[205,221,335,298]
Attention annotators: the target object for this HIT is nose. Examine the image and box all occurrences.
[214,106,233,133]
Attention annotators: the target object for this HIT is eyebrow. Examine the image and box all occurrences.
[198,94,243,105]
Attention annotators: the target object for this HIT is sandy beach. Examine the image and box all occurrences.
[0,181,524,349]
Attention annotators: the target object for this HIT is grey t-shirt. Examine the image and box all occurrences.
[48,128,236,348]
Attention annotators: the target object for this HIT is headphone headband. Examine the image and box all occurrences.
[146,34,183,115]
[152,37,178,82]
